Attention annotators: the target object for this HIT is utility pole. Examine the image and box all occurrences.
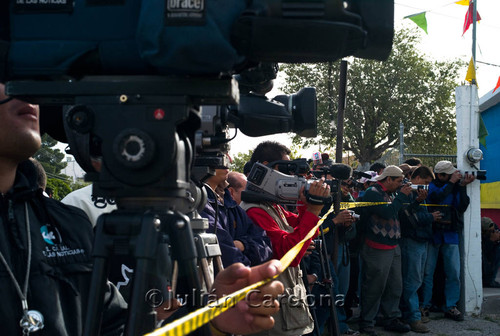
[335,60,348,163]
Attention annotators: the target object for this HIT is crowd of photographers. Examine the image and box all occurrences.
[2,86,497,336]
[193,144,491,336]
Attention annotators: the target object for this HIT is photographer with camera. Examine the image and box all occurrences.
[306,156,359,335]
[420,161,474,322]
[241,141,330,336]
[399,166,441,333]
[358,165,412,335]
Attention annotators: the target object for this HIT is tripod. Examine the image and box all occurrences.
[85,209,205,336]
[6,76,238,335]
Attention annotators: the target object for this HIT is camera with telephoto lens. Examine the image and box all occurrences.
[410,184,429,191]
[462,170,487,181]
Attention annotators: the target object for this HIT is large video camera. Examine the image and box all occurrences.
[243,160,352,204]
[2,0,394,334]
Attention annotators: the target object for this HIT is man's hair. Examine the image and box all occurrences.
[250,141,291,164]
[227,171,246,190]
[411,165,435,180]
[243,161,253,176]
[369,162,386,172]
[404,157,422,166]
[29,158,47,190]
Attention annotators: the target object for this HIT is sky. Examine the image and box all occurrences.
[227,0,500,160]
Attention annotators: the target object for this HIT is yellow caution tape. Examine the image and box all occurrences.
[146,207,334,336]
[145,199,446,336]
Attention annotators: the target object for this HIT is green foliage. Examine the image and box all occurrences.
[33,134,72,198]
[280,27,462,166]
[230,150,252,173]
[46,178,72,200]
[33,134,67,175]
[71,180,91,192]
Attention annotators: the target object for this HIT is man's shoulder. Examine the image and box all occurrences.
[62,185,92,200]
[43,196,93,230]
[364,184,384,197]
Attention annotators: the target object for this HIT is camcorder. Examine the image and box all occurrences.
[243,162,327,205]
[243,161,352,205]
[1,0,394,334]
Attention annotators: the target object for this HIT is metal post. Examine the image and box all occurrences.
[335,60,348,163]
[399,121,404,165]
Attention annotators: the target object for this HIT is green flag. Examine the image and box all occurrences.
[479,114,488,148]
[405,12,428,34]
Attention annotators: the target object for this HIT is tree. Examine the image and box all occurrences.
[33,134,71,199]
[280,27,463,167]
[230,150,252,173]
[34,134,68,176]
[46,179,72,201]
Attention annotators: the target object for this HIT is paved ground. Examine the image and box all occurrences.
[345,284,500,336]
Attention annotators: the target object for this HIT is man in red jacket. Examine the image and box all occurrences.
[241,141,330,336]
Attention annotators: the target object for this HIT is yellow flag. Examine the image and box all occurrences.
[465,57,477,85]
[455,0,469,5]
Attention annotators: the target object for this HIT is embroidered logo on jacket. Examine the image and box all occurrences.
[40,224,85,258]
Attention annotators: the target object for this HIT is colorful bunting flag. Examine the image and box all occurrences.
[465,57,477,85]
[455,0,469,6]
[493,76,500,94]
[463,1,481,36]
[405,12,428,34]
[479,115,488,148]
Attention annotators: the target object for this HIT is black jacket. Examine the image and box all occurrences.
[399,190,434,242]
[0,160,127,335]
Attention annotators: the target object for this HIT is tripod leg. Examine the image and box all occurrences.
[199,258,213,289]
[126,213,160,336]
[84,257,110,336]
[300,261,321,336]
[84,215,113,336]
[318,227,341,336]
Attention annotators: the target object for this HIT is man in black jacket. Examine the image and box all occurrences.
[0,83,128,335]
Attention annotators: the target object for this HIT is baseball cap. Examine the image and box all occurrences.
[359,170,378,183]
[481,217,495,231]
[375,165,404,181]
[434,161,456,175]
